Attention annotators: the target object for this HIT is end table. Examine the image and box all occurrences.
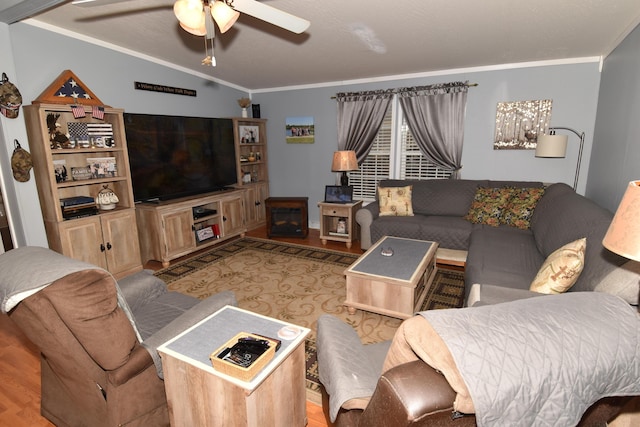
[318,200,362,249]
[157,306,310,427]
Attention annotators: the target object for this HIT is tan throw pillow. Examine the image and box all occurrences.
[530,238,586,294]
[379,185,414,216]
[464,187,516,227]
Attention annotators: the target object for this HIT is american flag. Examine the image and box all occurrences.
[56,78,92,100]
[71,105,85,119]
[92,106,105,120]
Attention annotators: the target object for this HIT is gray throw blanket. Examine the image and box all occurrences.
[420,292,640,427]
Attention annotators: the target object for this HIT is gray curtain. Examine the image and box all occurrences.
[336,89,394,163]
[397,82,468,179]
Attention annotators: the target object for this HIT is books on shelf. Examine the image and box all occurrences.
[60,196,95,207]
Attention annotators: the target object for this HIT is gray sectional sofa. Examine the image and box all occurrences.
[356,179,639,306]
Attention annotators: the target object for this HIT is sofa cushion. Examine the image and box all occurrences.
[530,237,586,294]
[370,215,473,250]
[500,187,545,229]
[594,260,640,305]
[465,226,544,300]
[465,187,516,226]
[118,269,168,313]
[378,185,414,216]
[529,186,626,293]
[379,179,486,216]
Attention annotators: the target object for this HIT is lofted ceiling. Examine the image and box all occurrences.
[6,0,640,91]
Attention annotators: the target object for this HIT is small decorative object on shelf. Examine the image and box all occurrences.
[237,97,251,118]
[97,184,119,210]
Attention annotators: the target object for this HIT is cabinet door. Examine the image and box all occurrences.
[101,210,142,276]
[254,182,269,223]
[161,209,196,259]
[221,197,245,237]
[243,186,258,226]
[58,217,108,270]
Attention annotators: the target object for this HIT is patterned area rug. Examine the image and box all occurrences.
[155,237,465,403]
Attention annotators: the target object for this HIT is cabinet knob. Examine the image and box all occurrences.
[255,201,261,206]
[100,243,106,252]
[106,242,112,250]
[223,216,227,222]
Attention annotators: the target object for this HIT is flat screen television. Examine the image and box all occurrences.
[124,113,237,202]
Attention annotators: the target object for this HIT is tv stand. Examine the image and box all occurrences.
[136,190,246,267]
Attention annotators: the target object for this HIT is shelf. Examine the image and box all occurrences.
[51,147,125,154]
[57,176,128,188]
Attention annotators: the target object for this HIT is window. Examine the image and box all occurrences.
[349,98,452,201]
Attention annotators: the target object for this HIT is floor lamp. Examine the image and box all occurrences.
[535,127,585,191]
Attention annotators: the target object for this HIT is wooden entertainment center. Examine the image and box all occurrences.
[25,80,269,272]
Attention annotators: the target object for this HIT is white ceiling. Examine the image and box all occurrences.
[11,0,640,91]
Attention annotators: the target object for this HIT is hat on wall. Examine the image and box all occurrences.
[11,140,33,182]
[0,73,22,119]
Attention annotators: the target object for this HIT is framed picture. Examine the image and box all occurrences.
[87,157,117,178]
[239,125,259,143]
[53,159,67,183]
[286,116,314,144]
[494,99,552,149]
[195,225,215,242]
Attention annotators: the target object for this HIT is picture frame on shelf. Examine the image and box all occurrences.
[53,159,67,183]
[239,125,259,143]
[87,157,117,178]
[71,166,92,181]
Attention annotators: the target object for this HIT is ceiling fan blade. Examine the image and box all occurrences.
[232,0,310,34]
[71,0,131,7]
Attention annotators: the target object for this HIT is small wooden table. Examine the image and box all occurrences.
[318,200,362,249]
[344,236,438,319]
[157,306,310,427]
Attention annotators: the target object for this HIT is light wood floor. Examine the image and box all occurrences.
[0,227,357,427]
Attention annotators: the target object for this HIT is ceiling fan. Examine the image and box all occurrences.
[71,0,311,34]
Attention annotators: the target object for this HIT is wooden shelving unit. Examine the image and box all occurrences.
[232,118,269,230]
[24,103,142,278]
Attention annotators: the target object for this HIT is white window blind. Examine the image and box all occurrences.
[349,98,452,201]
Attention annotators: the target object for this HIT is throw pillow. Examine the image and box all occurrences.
[464,187,516,226]
[501,187,545,229]
[378,185,414,216]
[530,237,586,294]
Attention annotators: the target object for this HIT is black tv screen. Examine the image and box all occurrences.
[124,113,237,202]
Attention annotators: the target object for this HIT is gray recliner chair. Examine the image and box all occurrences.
[0,246,237,427]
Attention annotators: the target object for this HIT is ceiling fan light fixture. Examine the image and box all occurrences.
[180,21,207,36]
[211,1,240,34]
[174,0,206,30]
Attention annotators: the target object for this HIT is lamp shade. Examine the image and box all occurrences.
[331,151,358,172]
[603,180,640,261]
[173,0,205,29]
[535,134,568,158]
[211,0,240,33]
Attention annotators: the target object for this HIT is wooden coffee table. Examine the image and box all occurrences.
[344,236,438,319]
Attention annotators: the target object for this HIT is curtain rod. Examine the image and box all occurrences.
[330,82,478,99]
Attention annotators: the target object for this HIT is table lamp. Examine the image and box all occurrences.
[603,180,640,261]
[331,150,358,186]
